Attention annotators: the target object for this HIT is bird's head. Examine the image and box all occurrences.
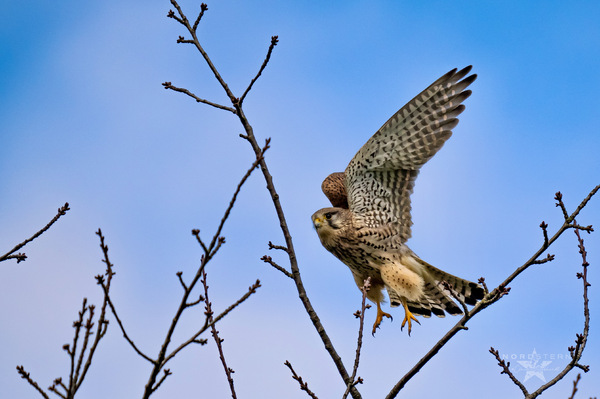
[311,207,349,244]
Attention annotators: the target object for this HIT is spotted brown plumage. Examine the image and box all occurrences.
[313,66,484,335]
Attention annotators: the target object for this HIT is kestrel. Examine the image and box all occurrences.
[312,66,484,335]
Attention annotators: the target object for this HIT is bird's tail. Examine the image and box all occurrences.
[388,260,485,318]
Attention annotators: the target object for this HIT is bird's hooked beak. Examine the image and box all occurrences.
[313,217,323,229]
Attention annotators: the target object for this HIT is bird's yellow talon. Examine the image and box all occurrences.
[400,299,420,336]
[372,302,392,335]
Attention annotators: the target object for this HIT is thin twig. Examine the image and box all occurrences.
[539,221,549,249]
[261,255,293,279]
[343,278,370,399]
[162,279,260,365]
[1,202,70,263]
[191,229,209,254]
[568,373,581,399]
[162,82,235,113]
[478,277,489,295]
[150,369,172,395]
[531,253,555,265]
[489,347,529,396]
[208,138,270,253]
[203,270,237,399]
[284,360,319,399]
[97,273,154,364]
[268,240,289,253]
[192,3,208,32]
[555,192,570,220]
[74,229,113,392]
[16,366,50,399]
[240,36,279,104]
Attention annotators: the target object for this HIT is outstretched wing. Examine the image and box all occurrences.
[345,66,476,242]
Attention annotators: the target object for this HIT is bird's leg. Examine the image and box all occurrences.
[400,298,420,336]
[372,301,392,335]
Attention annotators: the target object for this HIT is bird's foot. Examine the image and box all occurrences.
[372,302,392,335]
[400,300,420,336]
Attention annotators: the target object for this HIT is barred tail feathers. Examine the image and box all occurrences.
[422,261,485,306]
[386,258,484,318]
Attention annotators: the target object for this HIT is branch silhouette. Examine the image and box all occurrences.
[164,2,360,397]
[1,202,69,264]
[16,228,112,399]
[385,187,598,398]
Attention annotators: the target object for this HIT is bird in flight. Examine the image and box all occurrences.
[312,66,484,335]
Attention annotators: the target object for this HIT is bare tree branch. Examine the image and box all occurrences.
[1,202,70,263]
[261,255,293,279]
[568,373,581,399]
[162,82,235,113]
[342,278,370,399]
[385,186,599,398]
[240,36,279,104]
[489,347,529,396]
[284,360,320,399]
[17,228,112,398]
[164,3,360,397]
[203,270,237,398]
[163,279,260,365]
[16,366,50,399]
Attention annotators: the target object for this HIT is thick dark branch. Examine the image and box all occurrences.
[240,36,279,104]
[233,106,361,399]
[1,202,70,263]
[162,82,235,113]
[284,360,319,399]
[489,347,529,396]
[343,278,370,399]
[167,4,358,395]
[203,270,237,399]
[16,366,50,399]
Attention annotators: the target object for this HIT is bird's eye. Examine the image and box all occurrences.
[325,212,333,220]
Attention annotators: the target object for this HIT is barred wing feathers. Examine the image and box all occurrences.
[345,66,476,241]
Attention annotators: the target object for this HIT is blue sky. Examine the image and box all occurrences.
[1,1,599,398]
